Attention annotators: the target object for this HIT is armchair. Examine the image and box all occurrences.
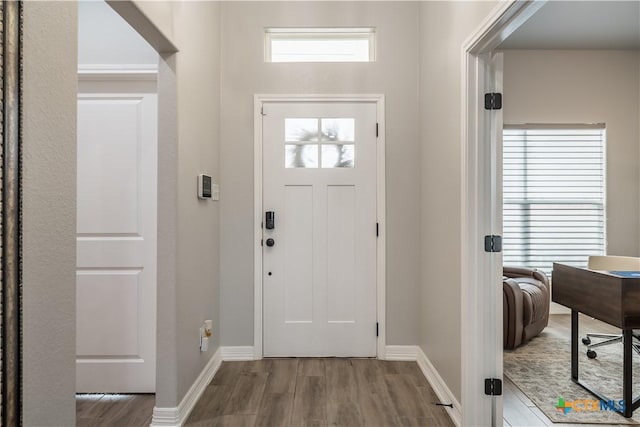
[503,266,550,350]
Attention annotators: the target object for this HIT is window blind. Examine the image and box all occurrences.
[503,126,606,276]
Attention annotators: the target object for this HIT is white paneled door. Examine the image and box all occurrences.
[262,102,378,357]
[76,79,157,392]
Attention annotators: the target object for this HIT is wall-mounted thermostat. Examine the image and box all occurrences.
[198,174,212,199]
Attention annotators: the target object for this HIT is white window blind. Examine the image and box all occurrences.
[503,126,606,275]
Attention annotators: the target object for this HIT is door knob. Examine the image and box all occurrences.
[266,238,275,247]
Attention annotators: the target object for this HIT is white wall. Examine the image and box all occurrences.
[78,0,157,67]
[503,50,640,257]
[419,0,498,402]
[23,2,78,424]
[219,1,421,347]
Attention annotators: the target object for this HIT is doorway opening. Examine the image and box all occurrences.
[76,1,160,423]
[463,1,640,424]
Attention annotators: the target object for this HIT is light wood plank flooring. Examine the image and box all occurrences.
[185,359,454,427]
[503,313,635,427]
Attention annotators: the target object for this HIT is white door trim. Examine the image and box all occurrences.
[460,1,546,425]
[253,94,386,360]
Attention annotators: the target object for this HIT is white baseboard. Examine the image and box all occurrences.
[151,347,222,427]
[385,345,419,361]
[415,347,462,427]
[385,345,460,427]
[221,346,255,361]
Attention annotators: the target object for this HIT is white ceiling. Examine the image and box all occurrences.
[500,1,640,50]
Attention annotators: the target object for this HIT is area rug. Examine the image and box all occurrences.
[504,327,640,424]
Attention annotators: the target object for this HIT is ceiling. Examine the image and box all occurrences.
[499,1,640,50]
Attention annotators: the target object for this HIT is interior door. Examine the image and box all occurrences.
[262,101,378,357]
[76,78,157,392]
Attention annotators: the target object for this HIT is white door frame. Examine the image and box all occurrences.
[253,94,386,360]
[461,1,546,424]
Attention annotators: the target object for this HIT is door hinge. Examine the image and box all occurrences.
[484,93,502,110]
[376,322,379,337]
[484,378,502,396]
[261,239,263,247]
[260,107,266,116]
[376,123,379,138]
[484,235,502,253]
[376,222,379,237]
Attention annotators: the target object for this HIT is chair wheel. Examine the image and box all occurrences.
[587,350,597,359]
[582,337,591,345]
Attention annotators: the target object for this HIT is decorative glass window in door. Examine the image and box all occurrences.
[285,118,355,168]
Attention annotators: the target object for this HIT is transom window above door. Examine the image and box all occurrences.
[285,118,355,168]
[265,28,376,63]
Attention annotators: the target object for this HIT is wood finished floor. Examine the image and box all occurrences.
[503,313,637,427]
[185,359,454,427]
[77,315,624,427]
[76,393,154,426]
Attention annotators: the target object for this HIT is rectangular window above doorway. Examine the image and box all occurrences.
[503,125,606,275]
[265,28,376,63]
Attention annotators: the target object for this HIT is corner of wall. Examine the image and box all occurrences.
[22,1,78,424]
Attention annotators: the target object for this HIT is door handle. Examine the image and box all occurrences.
[266,238,275,247]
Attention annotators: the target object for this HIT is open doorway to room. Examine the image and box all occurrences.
[497,2,640,423]
[75,1,159,424]
[465,1,640,424]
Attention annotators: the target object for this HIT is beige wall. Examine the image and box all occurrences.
[134,0,173,41]
[503,50,640,257]
[219,1,422,347]
[173,1,222,403]
[142,1,222,407]
[79,0,158,66]
[108,0,176,54]
[23,1,78,424]
[418,0,498,402]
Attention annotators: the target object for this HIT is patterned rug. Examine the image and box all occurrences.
[504,327,640,424]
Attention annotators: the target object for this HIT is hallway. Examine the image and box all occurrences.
[185,359,453,426]
[77,359,453,426]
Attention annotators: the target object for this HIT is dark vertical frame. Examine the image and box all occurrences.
[2,0,22,425]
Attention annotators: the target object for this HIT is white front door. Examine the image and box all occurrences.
[76,78,157,392]
[262,101,378,357]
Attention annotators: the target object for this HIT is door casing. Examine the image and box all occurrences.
[253,94,386,360]
[461,1,546,425]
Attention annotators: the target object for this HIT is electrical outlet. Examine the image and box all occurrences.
[200,321,213,352]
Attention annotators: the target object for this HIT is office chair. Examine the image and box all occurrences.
[582,255,640,359]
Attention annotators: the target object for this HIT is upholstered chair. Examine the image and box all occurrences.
[503,266,550,350]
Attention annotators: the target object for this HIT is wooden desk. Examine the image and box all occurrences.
[552,263,640,418]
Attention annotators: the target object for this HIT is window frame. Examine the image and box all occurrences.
[502,123,607,275]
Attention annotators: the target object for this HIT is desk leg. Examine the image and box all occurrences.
[623,329,632,417]
[571,310,578,381]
